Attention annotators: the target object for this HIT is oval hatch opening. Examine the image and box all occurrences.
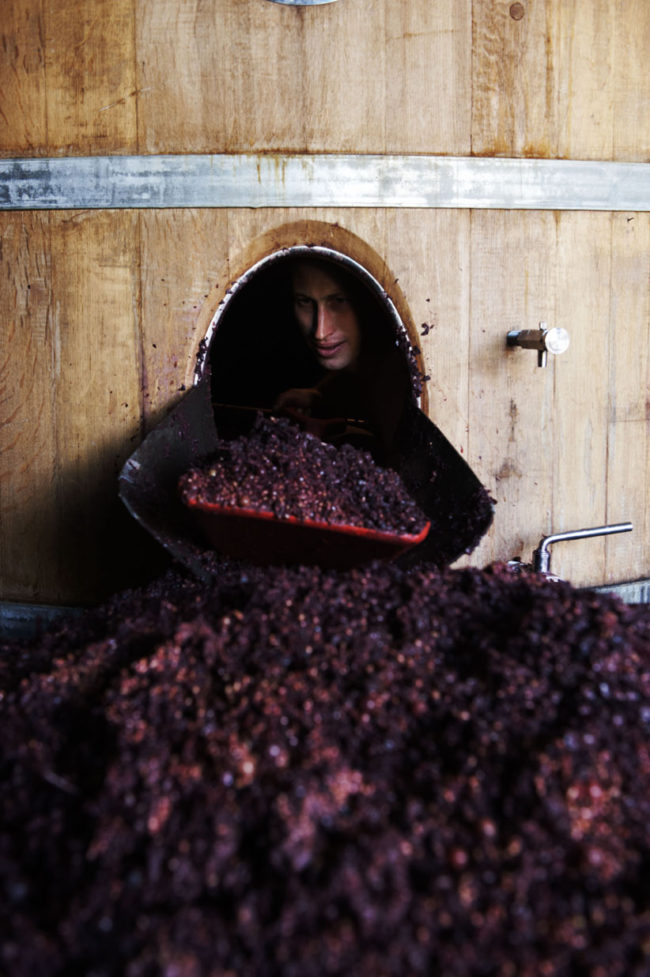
[198,246,422,465]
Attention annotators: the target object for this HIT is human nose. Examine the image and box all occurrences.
[314,302,334,340]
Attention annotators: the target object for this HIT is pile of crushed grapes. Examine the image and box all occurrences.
[2,417,649,976]
[2,556,650,976]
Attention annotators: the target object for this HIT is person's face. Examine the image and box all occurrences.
[292,264,362,371]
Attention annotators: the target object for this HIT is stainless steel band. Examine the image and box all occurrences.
[1,154,648,211]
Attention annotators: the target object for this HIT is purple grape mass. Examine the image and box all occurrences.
[1,419,650,976]
[179,414,428,536]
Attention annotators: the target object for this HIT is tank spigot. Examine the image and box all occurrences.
[506,321,570,367]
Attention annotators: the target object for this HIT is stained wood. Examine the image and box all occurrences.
[611,4,650,160]
[43,0,138,155]
[49,210,145,601]
[0,213,57,600]
[136,0,392,154]
[604,213,650,582]
[1,0,48,155]
[1,211,146,602]
[382,209,471,452]
[383,2,472,153]
[464,210,558,570]
[3,0,647,160]
[138,209,235,426]
[472,0,648,162]
[472,0,559,157]
[550,213,614,582]
[1,0,649,601]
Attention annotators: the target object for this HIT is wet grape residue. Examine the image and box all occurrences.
[179,413,428,537]
[2,560,650,976]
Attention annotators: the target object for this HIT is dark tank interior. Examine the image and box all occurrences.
[207,251,418,417]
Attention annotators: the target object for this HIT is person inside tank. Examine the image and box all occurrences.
[208,252,494,565]
[272,257,413,467]
[209,254,414,467]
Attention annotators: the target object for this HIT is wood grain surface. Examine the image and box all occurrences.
[1,0,649,602]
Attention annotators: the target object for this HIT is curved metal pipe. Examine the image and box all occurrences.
[533,522,633,574]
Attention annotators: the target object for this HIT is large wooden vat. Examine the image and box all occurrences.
[1,0,649,607]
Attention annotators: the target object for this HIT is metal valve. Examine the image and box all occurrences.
[507,321,570,367]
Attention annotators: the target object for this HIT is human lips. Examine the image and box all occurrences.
[315,339,346,360]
